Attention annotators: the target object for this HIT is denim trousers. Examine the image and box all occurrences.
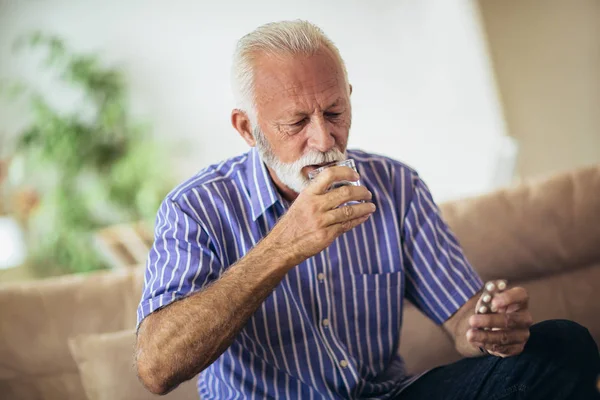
[397,320,600,400]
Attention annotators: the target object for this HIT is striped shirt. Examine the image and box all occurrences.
[137,148,483,399]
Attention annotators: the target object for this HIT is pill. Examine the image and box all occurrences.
[482,294,492,303]
[486,282,496,292]
[478,306,488,314]
[497,281,507,291]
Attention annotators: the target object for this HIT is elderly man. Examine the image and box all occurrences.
[135,20,600,399]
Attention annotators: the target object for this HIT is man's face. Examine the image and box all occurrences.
[251,46,352,193]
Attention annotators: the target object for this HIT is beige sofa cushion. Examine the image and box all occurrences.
[0,372,83,400]
[440,164,600,282]
[0,269,142,400]
[68,329,198,400]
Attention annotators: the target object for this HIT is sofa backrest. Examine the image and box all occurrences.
[440,164,600,282]
[401,163,600,374]
[0,269,142,399]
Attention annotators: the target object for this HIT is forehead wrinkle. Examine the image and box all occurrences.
[273,78,345,116]
[280,76,340,98]
[258,76,338,105]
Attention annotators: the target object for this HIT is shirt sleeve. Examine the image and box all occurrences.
[136,197,222,329]
[401,173,483,325]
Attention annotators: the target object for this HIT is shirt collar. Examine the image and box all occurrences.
[245,147,281,221]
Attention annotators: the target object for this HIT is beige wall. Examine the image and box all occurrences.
[478,0,600,179]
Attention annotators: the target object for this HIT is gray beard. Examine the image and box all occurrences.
[253,126,345,193]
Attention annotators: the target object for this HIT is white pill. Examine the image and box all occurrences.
[478,306,488,314]
[497,281,507,290]
[490,304,498,313]
[486,282,496,292]
[482,294,492,303]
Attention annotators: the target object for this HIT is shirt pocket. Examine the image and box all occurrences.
[348,271,404,293]
[339,272,404,370]
[339,271,404,323]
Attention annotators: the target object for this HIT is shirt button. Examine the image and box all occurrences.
[340,360,348,368]
[317,273,325,281]
[322,319,330,327]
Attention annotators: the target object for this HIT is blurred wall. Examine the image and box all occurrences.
[479,0,600,179]
[0,0,508,202]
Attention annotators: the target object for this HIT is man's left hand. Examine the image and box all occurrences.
[466,287,533,357]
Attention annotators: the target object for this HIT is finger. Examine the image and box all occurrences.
[467,328,530,346]
[322,185,372,210]
[308,166,360,194]
[469,312,533,330]
[324,202,376,226]
[331,213,372,235]
[492,287,528,310]
[470,341,525,358]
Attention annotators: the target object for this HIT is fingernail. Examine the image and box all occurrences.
[466,329,477,341]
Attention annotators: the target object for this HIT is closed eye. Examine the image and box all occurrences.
[290,118,308,127]
[325,112,342,118]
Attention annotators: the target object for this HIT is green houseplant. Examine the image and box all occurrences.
[3,33,172,276]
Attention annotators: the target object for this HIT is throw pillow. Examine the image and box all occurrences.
[68,329,199,400]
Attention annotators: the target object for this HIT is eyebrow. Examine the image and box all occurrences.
[325,97,344,109]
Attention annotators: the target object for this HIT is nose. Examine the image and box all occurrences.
[307,116,335,153]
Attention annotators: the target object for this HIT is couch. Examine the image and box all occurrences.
[1,164,599,400]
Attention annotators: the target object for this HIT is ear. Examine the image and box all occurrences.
[231,109,256,147]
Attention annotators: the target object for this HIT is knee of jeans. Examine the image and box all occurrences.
[528,319,600,370]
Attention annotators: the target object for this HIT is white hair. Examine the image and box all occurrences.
[231,20,349,125]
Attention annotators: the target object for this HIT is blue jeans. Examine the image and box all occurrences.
[398,320,600,399]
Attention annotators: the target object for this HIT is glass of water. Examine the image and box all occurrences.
[307,159,362,206]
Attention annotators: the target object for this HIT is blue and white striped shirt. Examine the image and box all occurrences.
[137,148,483,399]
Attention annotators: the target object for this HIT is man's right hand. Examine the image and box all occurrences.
[264,166,376,269]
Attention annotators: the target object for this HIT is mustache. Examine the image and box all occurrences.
[253,125,345,168]
[297,149,346,168]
